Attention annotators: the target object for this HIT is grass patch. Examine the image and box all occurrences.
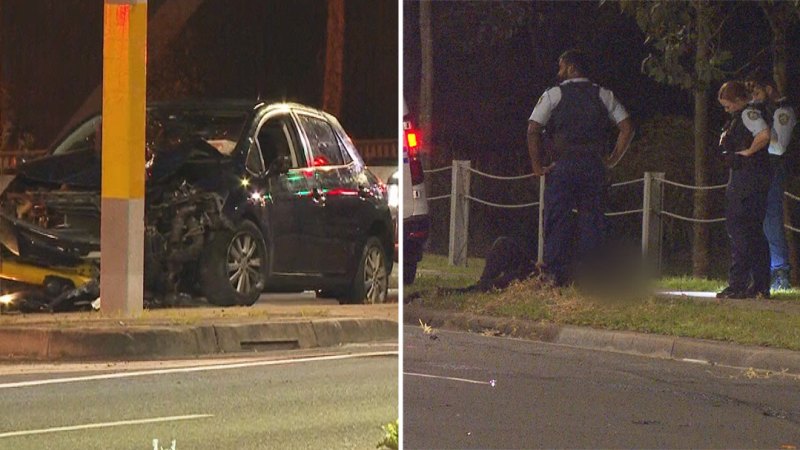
[407,254,483,296]
[657,276,800,302]
[299,308,330,318]
[656,276,726,292]
[410,254,800,351]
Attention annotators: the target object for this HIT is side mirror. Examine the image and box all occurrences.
[269,155,291,175]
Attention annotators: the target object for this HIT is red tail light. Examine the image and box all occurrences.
[405,127,424,185]
[406,131,419,153]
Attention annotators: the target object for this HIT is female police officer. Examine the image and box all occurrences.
[716,81,772,299]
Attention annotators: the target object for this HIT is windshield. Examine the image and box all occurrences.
[53,110,249,158]
[147,109,249,156]
[52,116,102,156]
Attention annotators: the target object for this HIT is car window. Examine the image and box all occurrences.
[336,134,354,165]
[257,115,304,170]
[245,141,264,174]
[298,115,347,167]
[330,122,362,166]
[52,116,102,155]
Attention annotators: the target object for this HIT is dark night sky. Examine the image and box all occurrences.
[403,1,800,172]
[403,0,800,259]
[1,0,398,148]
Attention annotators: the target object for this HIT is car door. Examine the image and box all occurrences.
[252,110,320,275]
[295,112,364,275]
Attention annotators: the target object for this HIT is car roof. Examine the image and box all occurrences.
[68,99,334,125]
[49,99,337,153]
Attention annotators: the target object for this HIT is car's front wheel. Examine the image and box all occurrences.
[340,237,388,304]
[200,220,267,306]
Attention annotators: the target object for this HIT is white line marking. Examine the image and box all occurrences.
[404,371,492,386]
[0,414,213,439]
[0,351,397,390]
[681,358,709,365]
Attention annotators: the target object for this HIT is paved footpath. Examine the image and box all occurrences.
[0,300,398,361]
[406,294,800,375]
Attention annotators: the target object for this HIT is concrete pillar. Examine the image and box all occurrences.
[100,0,147,316]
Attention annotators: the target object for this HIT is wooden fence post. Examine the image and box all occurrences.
[537,175,545,264]
[642,171,665,275]
[449,160,471,266]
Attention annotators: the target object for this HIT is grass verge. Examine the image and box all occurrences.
[408,254,800,351]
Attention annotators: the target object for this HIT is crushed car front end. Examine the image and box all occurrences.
[0,102,254,311]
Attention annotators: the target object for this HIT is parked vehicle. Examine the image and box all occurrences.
[402,99,430,284]
[387,169,399,262]
[0,100,393,310]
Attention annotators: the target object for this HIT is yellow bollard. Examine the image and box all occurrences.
[100,0,147,316]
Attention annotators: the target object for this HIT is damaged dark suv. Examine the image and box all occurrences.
[0,100,394,309]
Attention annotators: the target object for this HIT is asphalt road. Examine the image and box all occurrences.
[0,344,398,449]
[404,326,800,449]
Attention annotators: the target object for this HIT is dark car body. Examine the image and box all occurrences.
[0,100,393,308]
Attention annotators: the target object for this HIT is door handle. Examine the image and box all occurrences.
[312,188,326,205]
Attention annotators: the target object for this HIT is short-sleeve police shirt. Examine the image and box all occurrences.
[742,107,769,137]
[769,102,797,156]
[529,78,629,126]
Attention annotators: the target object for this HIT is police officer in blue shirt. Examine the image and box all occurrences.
[527,49,635,286]
[716,81,772,299]
[746,72,797,290]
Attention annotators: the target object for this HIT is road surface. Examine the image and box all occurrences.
[0,344,398,449]
[404,326,800,449]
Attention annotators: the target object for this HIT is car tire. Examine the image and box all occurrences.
[200,220,267,307]
[403,261,418,285]
[340,236,388,304]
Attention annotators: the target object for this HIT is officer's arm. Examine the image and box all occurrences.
[527,121,551,176]
[605,117,635,169]
[736,129,770,157]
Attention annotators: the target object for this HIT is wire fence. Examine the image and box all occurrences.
[424,160,800,267]
[425,162,800,228]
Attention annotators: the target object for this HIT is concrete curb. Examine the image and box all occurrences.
[406,306,800,375]
[0,318,398,361]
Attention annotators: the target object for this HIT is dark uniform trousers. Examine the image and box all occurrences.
[725,162,771,292]
[543,152,607,285]
[719,105,772,294]
[539,81,612,286]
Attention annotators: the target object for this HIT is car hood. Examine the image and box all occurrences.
[16,149,101,188]
[15,140,233,190]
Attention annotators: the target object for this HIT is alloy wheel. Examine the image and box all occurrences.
[227,232,263,295]
[363,245,388,304]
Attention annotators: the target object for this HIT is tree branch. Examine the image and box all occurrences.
[725,47,770,77]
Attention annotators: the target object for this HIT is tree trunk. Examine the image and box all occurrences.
[419,0,433,167]
[692,88,710,277]
[692,2,710,277]
[52,0,206,147]
[323,0,344,117]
